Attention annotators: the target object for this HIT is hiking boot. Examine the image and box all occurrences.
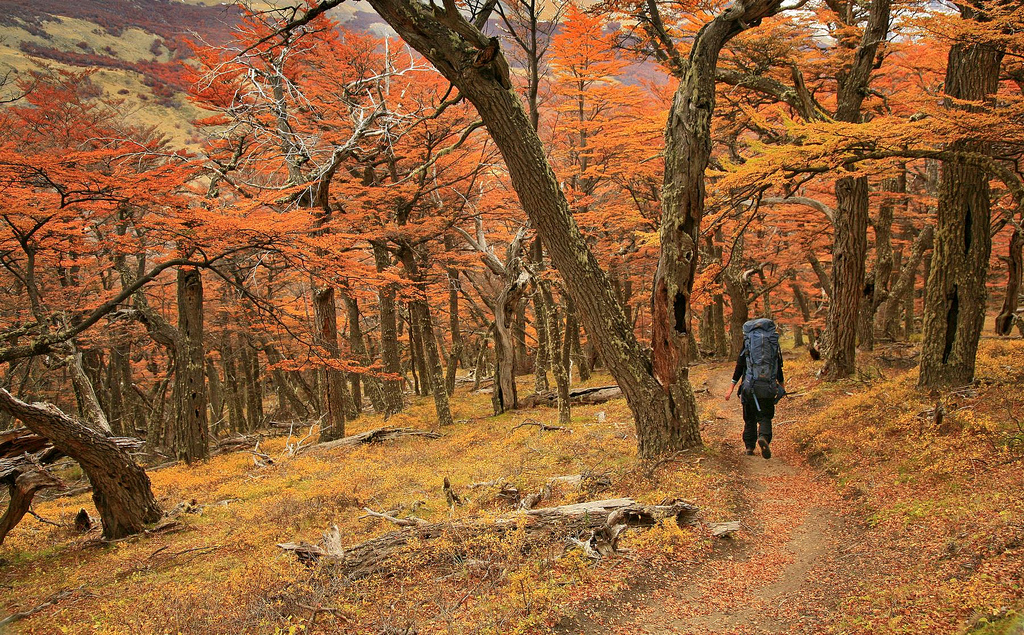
[758,436,771,459]
[745,448,754,456]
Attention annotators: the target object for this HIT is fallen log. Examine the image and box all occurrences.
[278,497,699,579]
[509,420,572,433]
[359,507,429,528]
[0,460,62,544]
[309,427,442,453]
[520,385,622,408]
[470,473,612,509]
[0,419,150,541]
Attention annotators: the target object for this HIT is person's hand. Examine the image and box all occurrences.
[725,384,734,401]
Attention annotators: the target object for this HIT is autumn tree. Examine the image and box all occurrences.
[271,0,785,458]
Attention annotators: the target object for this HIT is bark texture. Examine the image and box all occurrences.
[373,243,405,416]
[314,286,348,441]
[919,27,1003,387]
[995,228,1022,336]
[493,231,530,414]
[0,390,161,540]
[173,268,209,463]
[820,0,891,379]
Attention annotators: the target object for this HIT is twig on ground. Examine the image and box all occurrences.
[298,602,349,629]
[509,419,572,434]
[0,585,84,627]
[359,507,429,527]
[251,439,274,467]
[643,450,693,479]
[27,509,63,527]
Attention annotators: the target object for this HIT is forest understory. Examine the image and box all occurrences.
[2,339,1022,635]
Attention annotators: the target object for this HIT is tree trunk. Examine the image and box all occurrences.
[514,304,528,376]
[883,225,933,340]
[570,320,590,382]
[541,283,570,425]
[858,174,900,350]
[106,344,128,436]
[414,299,454,427]
[823,176,869,377]
[173,268,208,462]
[821,0,891,378]
[260,341,311,420]
[313,286,347,441]
[532,239,550,394]
[0,468,60,545]
[408,309,422,397]
[878,246,903,339]
[360,0,782,457]
[409,301,433,396]
[724,241,750,358]
[395,244,453,427]
[239,340,264,432]
[995,228,1023,335]
[206,356,224,432]
[344,295,386,412]
[791,277,815,349]
[711,233,729,357]
[444,245,464,397]
[68,346,112,434]
[0,389,162,540]
[373,244,405,416]
[473,331,489,392]
[493,231,530,413]
[222,340,245,434]
[919,29,1003,387]
[808,251,833,298]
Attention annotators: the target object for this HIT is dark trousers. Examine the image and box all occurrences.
[741,392,774,450]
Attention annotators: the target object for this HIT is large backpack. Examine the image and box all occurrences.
[742,318,781,409]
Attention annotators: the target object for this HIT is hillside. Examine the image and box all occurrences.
[0,0,243,147]
[2,341,1023,633]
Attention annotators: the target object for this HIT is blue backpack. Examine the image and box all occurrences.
[742,318,781,410]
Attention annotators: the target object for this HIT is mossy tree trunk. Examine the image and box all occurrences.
[356,0,782,457]
[173,268,208,463]
[919,23,1004,388]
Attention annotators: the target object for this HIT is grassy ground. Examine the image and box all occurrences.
[1,368,736,634]
[2,340,1022,634]
[787,338,1024,634]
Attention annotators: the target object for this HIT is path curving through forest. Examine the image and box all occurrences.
[567,365,862,634]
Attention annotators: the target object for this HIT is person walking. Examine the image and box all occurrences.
[724,318,785,459]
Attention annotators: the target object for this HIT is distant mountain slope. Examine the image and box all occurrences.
[0,0,243,148]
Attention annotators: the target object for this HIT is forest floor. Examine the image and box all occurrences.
[562,365,860,634]
[2,341,1023,634]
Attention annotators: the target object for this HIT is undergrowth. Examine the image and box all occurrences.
[789,338,1024,635]
[0,369,731,634]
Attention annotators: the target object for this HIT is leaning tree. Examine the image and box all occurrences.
[271,0,784,457]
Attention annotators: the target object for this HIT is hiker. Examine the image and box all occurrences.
[724,318,785,459]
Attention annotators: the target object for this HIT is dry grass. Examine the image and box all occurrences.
[0,369,734,634]
[0,18,201,148]
[788,338,1024,634]
[5,341,1022,634]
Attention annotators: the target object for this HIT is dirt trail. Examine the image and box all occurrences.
[567,366,858,635]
